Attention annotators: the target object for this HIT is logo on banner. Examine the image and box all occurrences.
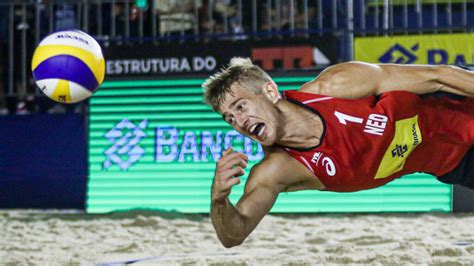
[379,44,419,64]
[103,119,148,170]
[101,119,264,170]
[155,127,263,163]
[106,56,217,75]
[251,46,330,70]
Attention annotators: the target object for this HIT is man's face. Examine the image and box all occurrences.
[219,83,281,146]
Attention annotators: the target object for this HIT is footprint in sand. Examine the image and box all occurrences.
[305,237,327,245]
[431,248,465,257]
[467,246,474,255]
[344,235,394,246]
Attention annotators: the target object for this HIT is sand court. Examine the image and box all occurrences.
[1,210,474,264]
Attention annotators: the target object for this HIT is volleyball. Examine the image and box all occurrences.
[31,30,105,104]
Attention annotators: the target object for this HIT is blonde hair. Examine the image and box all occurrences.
[202,57,273,111]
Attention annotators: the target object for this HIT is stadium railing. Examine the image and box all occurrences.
[1,0,473,113]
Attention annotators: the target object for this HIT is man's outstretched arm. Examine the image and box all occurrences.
[301,61,474,98]
[211,148,284,248]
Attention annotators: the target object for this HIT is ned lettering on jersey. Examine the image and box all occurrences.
[202,58,474,248]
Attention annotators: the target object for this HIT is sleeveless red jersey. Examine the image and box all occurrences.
[281,90,474,192]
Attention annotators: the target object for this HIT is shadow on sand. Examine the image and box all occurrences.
[0,209,207,222]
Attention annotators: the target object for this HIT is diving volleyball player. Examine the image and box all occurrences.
[202,58,474,248]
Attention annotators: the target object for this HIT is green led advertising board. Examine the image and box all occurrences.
[87,77,452,213]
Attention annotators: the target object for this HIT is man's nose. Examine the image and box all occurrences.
[235,113,246,128]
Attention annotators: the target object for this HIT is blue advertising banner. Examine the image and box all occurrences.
[0,114,87,209]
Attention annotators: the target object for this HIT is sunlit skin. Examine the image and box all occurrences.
[219,82,324,148]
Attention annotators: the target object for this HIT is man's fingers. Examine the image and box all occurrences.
[220,149,243,162]
[213,176,241,200]
[221,176,241,191]
[212,148,246,202]
[216,167,245,181]
[217,152,248,168]
[214,148,246,196]
[218,156,248,170]
[221,148,248,162]
[227,177,241,187]
[222,147,234,156]
[227,166,245,178]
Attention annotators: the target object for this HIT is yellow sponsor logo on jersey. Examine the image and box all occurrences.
[374,115,422,179]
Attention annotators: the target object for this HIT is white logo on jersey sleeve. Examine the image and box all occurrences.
[311,152,323,165]
[322,157,336,176]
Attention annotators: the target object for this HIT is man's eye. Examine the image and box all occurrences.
[237,103,245,111]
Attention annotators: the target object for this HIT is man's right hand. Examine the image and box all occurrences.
[210,147,286,247]
[212,147,248,203]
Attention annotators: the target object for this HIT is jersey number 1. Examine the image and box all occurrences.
[334,111,388,136]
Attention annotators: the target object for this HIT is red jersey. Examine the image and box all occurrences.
[281,90,474,192]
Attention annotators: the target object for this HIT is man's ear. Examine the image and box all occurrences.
[262,82,280,103]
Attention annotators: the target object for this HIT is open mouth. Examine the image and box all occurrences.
[249,123,265,137]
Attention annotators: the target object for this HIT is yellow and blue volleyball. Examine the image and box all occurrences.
[31,30,105,104]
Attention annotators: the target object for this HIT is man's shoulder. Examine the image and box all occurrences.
[252,146,309,179]
[251,147,289,174]
[245,148,294,191]
[248,146,321,191]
